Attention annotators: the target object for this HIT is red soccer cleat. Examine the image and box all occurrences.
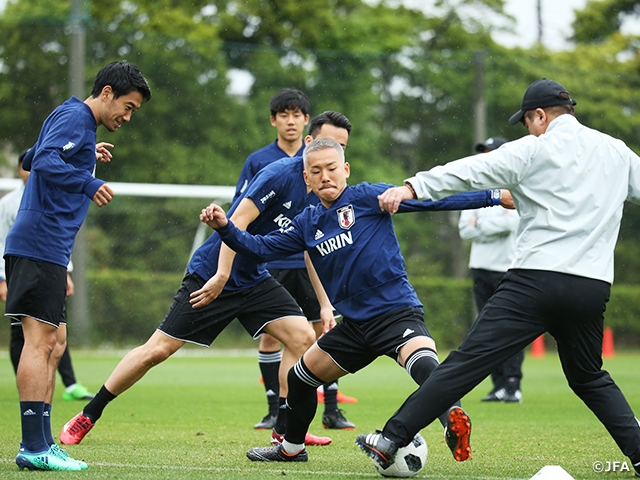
[271,429,332,446]
[317,388,358,404]
[60,412,95,445]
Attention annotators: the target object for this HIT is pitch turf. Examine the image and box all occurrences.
[0,347,638,479]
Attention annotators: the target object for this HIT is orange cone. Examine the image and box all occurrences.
[531,335,545,358]
[602,327,615,358]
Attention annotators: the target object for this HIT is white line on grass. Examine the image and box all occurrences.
[0,457,529,479]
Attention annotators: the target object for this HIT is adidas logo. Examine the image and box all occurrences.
[265,389,277,397]
[314,230,324,240]
[402,328,415,338]
[43,411,50,417]
[283,201,292,209]
[23,409,37,416]
[62,141,75,152]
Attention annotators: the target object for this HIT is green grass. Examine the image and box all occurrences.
[1,349,639,479]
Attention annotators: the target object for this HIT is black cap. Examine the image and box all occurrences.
[508,78,577,126]
[475,137,507,152]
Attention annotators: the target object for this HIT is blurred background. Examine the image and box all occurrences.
[1,0,640,350]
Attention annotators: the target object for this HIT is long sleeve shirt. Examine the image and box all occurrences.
[406,114,640,284]
[5,97,103,268]
[458,207,519,272]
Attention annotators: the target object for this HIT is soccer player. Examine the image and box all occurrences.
[366,78,640,476]
[236,91,356,431]
[1,150,95,402]
[5,60,151,471]
[59,112,354,449]
[458,137,524,403]
[198,137,510,463]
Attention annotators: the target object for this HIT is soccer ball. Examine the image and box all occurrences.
[373,433,428,478]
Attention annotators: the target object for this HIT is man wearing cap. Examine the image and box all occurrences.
[357,79,640,476]
[458,137,524,403]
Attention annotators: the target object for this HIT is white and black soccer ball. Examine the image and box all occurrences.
[373,433,428,478]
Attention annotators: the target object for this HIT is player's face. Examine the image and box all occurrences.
[304,147,350,208]
[271,109,309,144]
[98,87,144,132]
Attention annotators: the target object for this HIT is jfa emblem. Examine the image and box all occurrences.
[337,205,355,229]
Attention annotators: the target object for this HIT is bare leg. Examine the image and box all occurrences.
[263,317,315,398]
[104,330,185,396]
[18,318,57,401]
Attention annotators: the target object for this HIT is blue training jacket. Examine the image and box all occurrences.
[5,97,103,268]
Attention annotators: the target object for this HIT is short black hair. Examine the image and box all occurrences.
[90,61,152,103]
[18,149,29,168]
[308,110,352,138]
[269,88,310,116]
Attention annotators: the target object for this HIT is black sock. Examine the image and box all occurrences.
[323,380,338,413]
[258,351,281,416]
[404,347,461,427]
[285,359,323,445]
[274,397,288,435]
[82,385,116,423]
[57,347,76,388]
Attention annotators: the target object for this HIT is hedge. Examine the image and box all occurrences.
[1,270,639,349]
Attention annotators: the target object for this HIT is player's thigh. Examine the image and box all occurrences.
[303,343,348,383]
[397,336,437,367]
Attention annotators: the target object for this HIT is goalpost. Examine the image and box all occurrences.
[0,179,235,344]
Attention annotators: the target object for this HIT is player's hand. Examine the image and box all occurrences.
[378,185,414,214]
[93,183,114,207]
[0,280,7,302]
[319,306,337,335]
[200,203,228,229]
[96,142,114,163]
[500,190,515,209]
[189,273,227,308]
[66,273,75,297]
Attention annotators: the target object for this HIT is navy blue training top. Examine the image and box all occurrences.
[5,96,104,267]
[232,139,305,270]
[188,157,318,290]
[217,182,501,322]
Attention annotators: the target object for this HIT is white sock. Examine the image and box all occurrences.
[65,383,77,392]
[282,439,304,454]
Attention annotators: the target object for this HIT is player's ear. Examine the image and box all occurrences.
[303,170,310,185]
[344,162,350,179]
[304,135,313,145]
[101,85,113,102]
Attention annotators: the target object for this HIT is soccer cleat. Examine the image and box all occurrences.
[481,387,506,402]
[271,429,332,446]
[15,444,82,471]
[246,443,308,462]
[322,409,355,430]
[355,431,399,470]
[50,444,88,469]
[444,406,472,462]
[317,389,358,404]
[254,414,277,430]
[60,412,95,445]
[62,383,95,401]
[503,388,523,403]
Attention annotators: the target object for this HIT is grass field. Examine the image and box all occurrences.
[0,348,639,479]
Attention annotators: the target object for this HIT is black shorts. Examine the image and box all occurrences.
[4,256,67,327]
[269,268,321,321]
[159,274,304,347]
[316,307,431,374]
